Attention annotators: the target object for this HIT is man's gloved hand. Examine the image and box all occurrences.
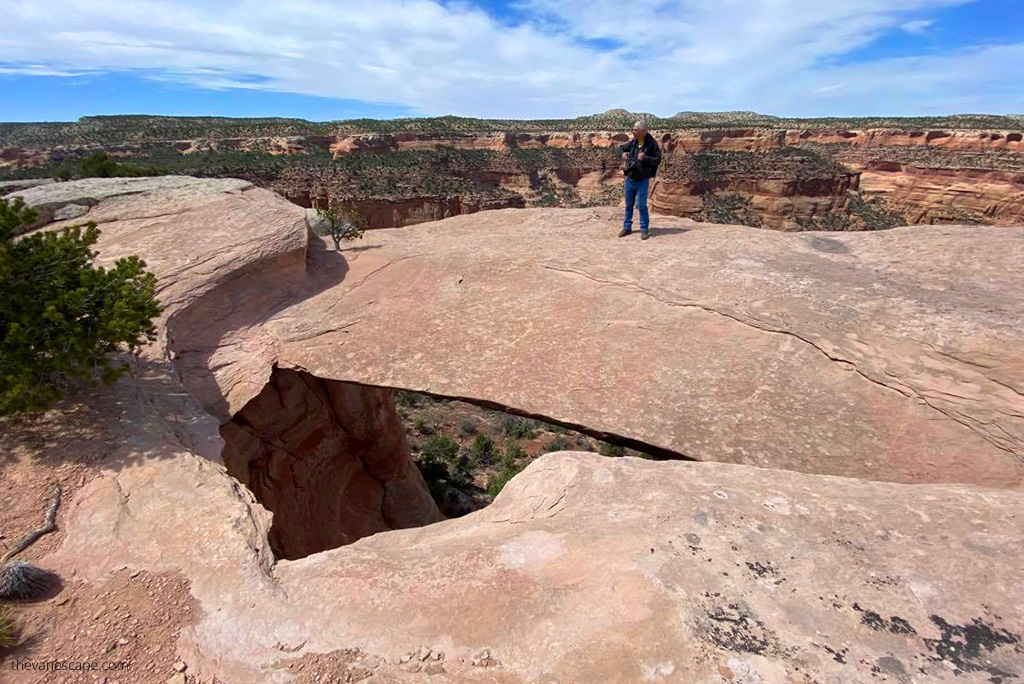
[638,152,647,161]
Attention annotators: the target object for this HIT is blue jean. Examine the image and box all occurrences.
[623,177,650,233]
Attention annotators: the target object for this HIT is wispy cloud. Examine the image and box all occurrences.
[0,0,1017,117]
[902,19,935,34]
[0,62,97,77]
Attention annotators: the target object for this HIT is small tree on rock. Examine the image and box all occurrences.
[314,200,365,250]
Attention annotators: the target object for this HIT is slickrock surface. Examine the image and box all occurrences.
[9,176,1024,487]
[191,201,1024,487]
[2,177,1023,683]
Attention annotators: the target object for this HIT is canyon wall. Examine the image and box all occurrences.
[5,127,1021,166]
[221,368,441,560]
[4,121,1023,230]
[787,128,1024,151]
[159,127,1024,158]
[857,162,1024,225]
[651,173,860,230]
[285,187,526,229]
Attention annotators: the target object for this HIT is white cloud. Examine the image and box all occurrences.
[902,19,935,34]
[0,0,1017,118]
[0,65,96,77]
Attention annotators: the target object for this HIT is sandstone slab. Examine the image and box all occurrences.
[44,436,1024,683]
[12,178,1024,486]
[4,177,1022,683]
[217,208,1023,487]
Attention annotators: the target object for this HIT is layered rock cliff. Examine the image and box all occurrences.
[4,113,1022,231]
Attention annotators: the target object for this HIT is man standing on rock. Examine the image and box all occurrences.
[618,120,661,240]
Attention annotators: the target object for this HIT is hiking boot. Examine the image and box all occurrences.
[641,231,651,241]
[618,228,633,238]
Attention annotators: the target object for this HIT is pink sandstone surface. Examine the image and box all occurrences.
[3,177,1023,683]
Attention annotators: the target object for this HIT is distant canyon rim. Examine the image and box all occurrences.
[2,110,1022,231]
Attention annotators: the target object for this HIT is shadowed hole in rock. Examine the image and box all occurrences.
[219,367,689,560]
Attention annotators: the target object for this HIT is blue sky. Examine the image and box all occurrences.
[0,0,1021,122]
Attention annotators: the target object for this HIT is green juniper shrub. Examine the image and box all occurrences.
[543,435,572,453]
[0,198,160,414]
[453,453,475,485]
[457,418,477,437]
[314,201,365,250]
[0,197,38,241]
[468,433,498,465]
[394,390,420,408]
[599,442,627,458]
[486,463,522,497]
[419,435,459,462]
[413,417,434,435]
[500,414,538,440]
[414,452,451,502]
[80,152,121,178]
[487,445,528,498]
[503,439,525,462]
[637,451,666,461]
[415,435,472,502]
[77,152,166,179]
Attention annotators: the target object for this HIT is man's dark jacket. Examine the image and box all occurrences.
[618,133,661,181]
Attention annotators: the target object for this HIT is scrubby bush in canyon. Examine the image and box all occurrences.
[500,415,539,440]
[487,443,527,497]
[847,192,906,230]
[457,418,477,437]
[468,434,499,465]
[395,390,421,408]
[415,435,472,501]
[0,197,160,414]
[797,192,906,231]
[599,442,627,458]
[696,192,762,228]
[543,435,572,453]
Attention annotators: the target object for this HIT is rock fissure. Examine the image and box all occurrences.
[279,319,362,344]
[321,374,696,462]
[344,253,428,294]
